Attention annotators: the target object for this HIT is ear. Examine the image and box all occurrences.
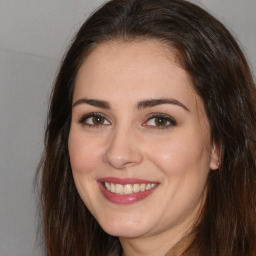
[210,142,220,170]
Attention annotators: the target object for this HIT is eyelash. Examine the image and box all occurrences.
[143,114,176,129]
[78,113,176,129]
[78,113,110,128]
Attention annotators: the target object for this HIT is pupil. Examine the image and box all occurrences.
[156,117,166,126]
[93,116,104,124]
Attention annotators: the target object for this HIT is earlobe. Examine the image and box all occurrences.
[210,142,220,170]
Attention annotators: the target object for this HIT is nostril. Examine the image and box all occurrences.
[102,132,143,169]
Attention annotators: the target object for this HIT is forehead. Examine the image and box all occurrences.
[74,40,199,110]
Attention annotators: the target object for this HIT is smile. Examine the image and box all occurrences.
[104,182,157,195]
[98,178,159,204]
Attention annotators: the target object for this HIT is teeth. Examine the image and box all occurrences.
[115,184,124,194]
[123,184,132,194]
[133,184,140,193]
[104,182,157,194]
[110,183,115,193]
[105,182,111,191]
[146,184,151,190]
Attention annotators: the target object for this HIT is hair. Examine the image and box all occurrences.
[37,0,256,255]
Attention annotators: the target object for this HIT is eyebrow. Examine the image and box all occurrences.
[72,97,190,112]
[137,98,190,112]
[72,98,110,109]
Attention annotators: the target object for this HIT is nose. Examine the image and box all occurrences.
[102,128,143,169]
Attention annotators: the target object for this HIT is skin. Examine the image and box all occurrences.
[68,40,219,256]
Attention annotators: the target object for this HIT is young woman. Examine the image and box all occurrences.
[37,0,256,255]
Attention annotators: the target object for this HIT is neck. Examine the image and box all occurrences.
[165,232,195,256]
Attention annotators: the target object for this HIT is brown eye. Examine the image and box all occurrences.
[79,113,111,127]
[144,114,176,129]
[92,116,105,125]
[154,117,168,126]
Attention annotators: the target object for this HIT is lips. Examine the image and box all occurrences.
[98,177,159,204]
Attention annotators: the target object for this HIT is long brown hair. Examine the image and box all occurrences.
[37,0,256,255]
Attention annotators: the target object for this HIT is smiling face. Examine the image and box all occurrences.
[68,40,219,246]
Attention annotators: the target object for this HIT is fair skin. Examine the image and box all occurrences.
[68,40,219,256]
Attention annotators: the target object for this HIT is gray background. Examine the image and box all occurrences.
[0,1,255,256]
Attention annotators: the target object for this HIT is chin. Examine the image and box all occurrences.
[98,218,151,238]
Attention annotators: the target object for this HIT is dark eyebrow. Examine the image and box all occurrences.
[137,98,190,112]
[72,98,110,109]
[72,97,189,111]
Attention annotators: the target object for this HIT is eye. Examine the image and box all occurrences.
[143,114,176,129]
[79,113,111,127]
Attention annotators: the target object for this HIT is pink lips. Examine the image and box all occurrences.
[97,177,159,205]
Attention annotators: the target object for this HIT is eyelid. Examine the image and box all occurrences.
[77,112,176,130]
[142,113,176,128]
[78,112,111,126]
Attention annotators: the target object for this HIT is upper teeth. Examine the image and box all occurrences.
[104,182,157,195]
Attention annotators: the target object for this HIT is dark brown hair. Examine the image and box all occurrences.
[37,0,256,255]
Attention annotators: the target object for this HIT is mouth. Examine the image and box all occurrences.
[98,177,159,204]
[103,182,157,195]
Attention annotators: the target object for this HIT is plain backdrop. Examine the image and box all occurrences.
[0,1,255,256]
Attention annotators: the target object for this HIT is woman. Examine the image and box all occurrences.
[37,0,256,255]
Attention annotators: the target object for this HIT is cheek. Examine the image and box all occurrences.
[146,133,210,177]
[68,129,102,174]
[68,129,103,209]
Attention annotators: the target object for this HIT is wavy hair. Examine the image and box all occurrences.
[37,0,256,255]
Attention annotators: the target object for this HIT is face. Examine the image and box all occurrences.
[68,41,219,241]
